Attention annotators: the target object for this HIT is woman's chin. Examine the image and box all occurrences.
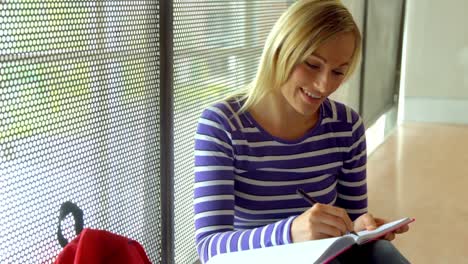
[294,104,320,119]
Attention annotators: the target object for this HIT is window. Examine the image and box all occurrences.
[1,1,161,262]
[172,1,290,262]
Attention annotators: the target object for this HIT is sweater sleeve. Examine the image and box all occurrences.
[194,106,295,263]
[335,110,368,221]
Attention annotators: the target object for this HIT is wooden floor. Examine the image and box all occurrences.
[367,122,468,263]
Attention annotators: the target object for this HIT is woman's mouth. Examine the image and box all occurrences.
[300,87,322,99]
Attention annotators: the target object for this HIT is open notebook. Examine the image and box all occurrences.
[207,217,414,264]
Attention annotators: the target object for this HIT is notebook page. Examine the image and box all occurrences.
[207,237,343,264]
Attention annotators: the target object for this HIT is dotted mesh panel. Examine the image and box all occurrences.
[0,1,162,263]
[172,1,290,263]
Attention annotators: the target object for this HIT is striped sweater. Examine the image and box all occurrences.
[194,98,367,263]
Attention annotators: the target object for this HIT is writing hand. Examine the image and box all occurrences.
[291,203,355,242]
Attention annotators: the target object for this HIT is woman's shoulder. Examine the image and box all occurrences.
[199,98,246,131]
[201,98,243,116]
[321,98,362,126]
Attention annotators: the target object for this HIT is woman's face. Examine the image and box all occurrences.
[279,31,356,118]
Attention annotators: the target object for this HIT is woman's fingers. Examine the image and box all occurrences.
[352,214,410,242]
[373,217,409,240]
[354,213,384,232]
[311,222,344,238]
[362,213,377,230]
[290,203,357,242]
[313,213,347,235]
[394,224,410,234]
[374,217,387,227]
[384,232,395,241]
[313,203,354,233]
[382,224,409,241]
[373,217,409,237]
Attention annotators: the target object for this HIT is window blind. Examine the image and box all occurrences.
[360,0,405,125]
[0,1,162,263]
[172,1,291,262]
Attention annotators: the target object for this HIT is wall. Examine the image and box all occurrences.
[401,0,468,124]
[330,0,365,113]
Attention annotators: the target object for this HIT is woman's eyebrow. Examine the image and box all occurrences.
[309,54,350,67]
[309,54,327,63]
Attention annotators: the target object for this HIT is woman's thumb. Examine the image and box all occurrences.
[365,214,377,230]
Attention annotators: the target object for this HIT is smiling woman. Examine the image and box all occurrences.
[249,31,356,141]
[266,31,356,139]
[193,0,410,263]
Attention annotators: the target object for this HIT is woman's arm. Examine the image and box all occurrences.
[336,109,368,221]
[194,106,295,263]
[338,109,410,238]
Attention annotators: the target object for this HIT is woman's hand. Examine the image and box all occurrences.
[291,203,355,242]
[353,213,410,241]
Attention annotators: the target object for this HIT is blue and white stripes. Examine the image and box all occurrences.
[194,98,367,263]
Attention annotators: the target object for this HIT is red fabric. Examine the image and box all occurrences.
[54,228,152,264]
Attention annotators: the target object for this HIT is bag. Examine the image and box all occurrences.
[54,201,151,264]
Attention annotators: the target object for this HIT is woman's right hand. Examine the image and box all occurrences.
[291,203,354,242]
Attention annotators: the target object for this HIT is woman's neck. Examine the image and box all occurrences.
[248,93,320,140]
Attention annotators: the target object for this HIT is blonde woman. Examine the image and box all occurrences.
[193,0,409,263]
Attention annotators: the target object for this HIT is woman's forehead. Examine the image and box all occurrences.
[307,32,356,66]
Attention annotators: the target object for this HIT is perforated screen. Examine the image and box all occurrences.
[1,1,162,263]
[172,1,291,262]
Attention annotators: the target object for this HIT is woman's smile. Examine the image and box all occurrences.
[300,87,323,105]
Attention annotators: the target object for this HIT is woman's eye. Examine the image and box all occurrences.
[332,70,345,76]
[305,61,320,69]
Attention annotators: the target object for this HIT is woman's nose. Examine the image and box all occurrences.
[313,71,328,92]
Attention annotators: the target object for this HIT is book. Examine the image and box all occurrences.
[206,217,414,264]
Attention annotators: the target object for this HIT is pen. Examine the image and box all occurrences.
[296,188,358,236]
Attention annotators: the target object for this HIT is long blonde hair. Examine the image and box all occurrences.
[233,0,362,113]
